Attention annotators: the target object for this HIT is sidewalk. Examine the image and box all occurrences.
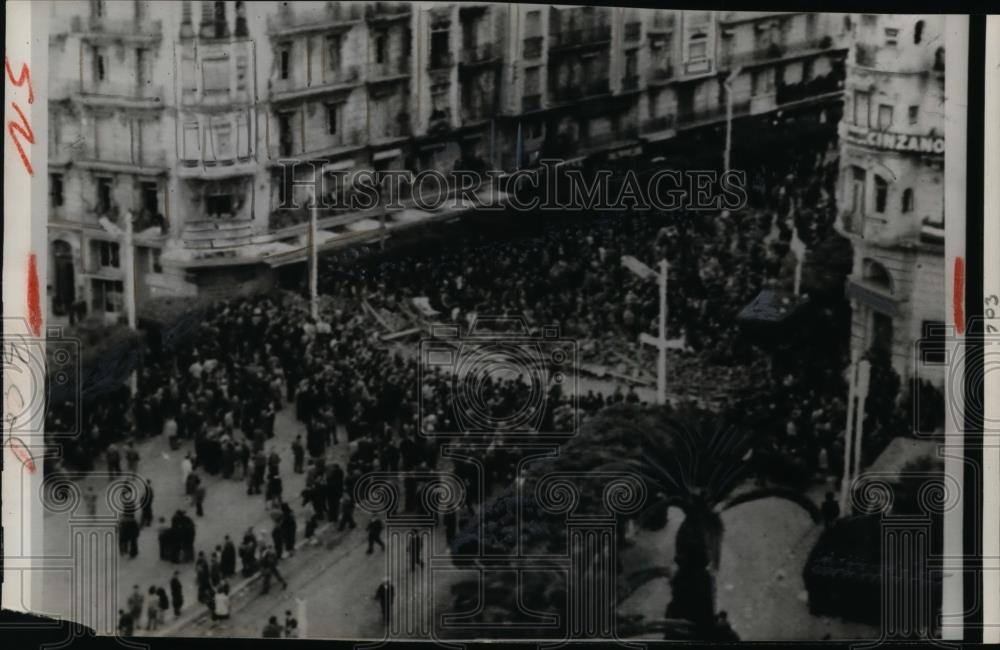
[41,403,344,634]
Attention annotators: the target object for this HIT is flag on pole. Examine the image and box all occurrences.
[621,255,657,281]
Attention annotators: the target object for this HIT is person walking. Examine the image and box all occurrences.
[156,586,170,622]
[170,571,184,617]
[181,453,194,494]
[281,504,297,555]
[283,610,298,638]
[366,516,385,554]
[193,479,206,518]
[125,442,140,473]
[221,535,237,578]
[374,579,394,628]
[821,491,840,529]
[106,444,121,478]
[259,545,288,594]
[292,436,305,474]
[326,464,344,523]
[338,494,356,531]
[126,584,144,626]
[141,479,154,528]
[83,486,98,517]
[145,586,160,631]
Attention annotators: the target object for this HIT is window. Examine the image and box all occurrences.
[279,44,291,80]
[326,35,341,72]
[624,49,638,78]
[884,28,899,46]
[430,30,450,68]
[529,120,543,139]
[181,56,198,97]
[151,248,163,273]
[850,166,866,217]
[203,58,229,95]
[92,279,123,314]
[50,173,64,207]
[908,105,919,124]
[901,188,914,213]
[183,122,201,160]
[326,103,341,136]
[93,47,106,82]
[206,181,234,217]
[752,68,774,95]
[914,20,925,44]
[375,35,387,65]
[525,10,541,38]
[877,104,893,129]
[277,112,294,156]
[688,38,707,61]
[235,55,248,92]
[96,177,113,214]
[98,241,120,268]
[212,122,234,159]
[874,176,888,213]
[853,91,870,127]
[141,181,158,214]
[524,66,540,95]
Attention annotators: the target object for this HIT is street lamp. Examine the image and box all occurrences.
[622,256,685,405]
[723,66,742,177]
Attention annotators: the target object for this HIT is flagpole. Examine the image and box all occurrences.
[840,352,858,513]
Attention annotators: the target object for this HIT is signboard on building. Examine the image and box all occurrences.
[845,126,945,156]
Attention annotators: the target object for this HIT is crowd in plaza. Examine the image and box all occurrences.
[53,126,882,637]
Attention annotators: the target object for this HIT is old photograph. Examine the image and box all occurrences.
[24,1,960,642]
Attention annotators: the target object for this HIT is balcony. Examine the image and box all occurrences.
[76,81,164,108]
[649,65,674,85]
[720,36,838,69]
[641,115,675,134]
[370,115,412,145]
[428,107,453,133]
[74,147,169,176]
[366,2,412,23]
[548,25,612,51]
[551,79,610,104]
[622,75,640,92]
[459,42,500,67]
[647,14,675,34]
[676,98,751,129]
[523,36,543,59]
[268,130,366,166]
[270,66,362,103]
[775,72,844,106]
[522,94,541,112]
[367,59,410,83]
[266,2,363,36]
[177,153,257,180]
[581,125,639,153]
[428,52,454,71]
[68,14,162,43]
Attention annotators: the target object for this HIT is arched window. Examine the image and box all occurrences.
[914,20,924,44]
[901,188,914,213]
[863,258,894,294]
[874,175,888,213]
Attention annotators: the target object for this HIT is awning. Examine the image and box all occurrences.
[737,289,807,325]
[323,159,355,173]
[373,148,402,162]
[846,279,899,317]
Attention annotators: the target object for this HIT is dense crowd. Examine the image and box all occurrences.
[50,126,886,636]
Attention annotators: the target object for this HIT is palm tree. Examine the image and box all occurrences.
[588,402,821,638]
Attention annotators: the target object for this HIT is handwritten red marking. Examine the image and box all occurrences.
[7,100,35,176]
[4,56,35,104]
[27,253,42,337]
[7,437,36,473]
[953,257,965,335]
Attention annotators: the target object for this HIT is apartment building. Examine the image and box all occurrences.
[836,14,946,388]
[46,2,853,325]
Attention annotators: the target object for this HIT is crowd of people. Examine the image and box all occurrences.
[53,124,887,638]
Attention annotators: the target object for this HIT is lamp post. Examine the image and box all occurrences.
[723,66,742,177]
[622,256,685,405]
[123,211,138,396]
[309,200,319,321]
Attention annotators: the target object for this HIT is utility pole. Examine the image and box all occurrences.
[623,256,683,405]
[723,66,742,176]
[123,211,138,396]
[309,202,318,321]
